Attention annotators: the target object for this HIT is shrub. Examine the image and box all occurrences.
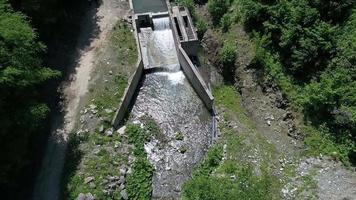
[220,13,232,32]
[196,17,207,39]
[208,0,229,25]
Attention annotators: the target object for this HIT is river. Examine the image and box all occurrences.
[130,15,212,199]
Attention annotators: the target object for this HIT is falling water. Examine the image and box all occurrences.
[130,17,211,199]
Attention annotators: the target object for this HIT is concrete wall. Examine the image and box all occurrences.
[168,6,214,110]
[181,40,199,57]
[112,59,144,128]
[112,11,144,128]
[178,46,214,110]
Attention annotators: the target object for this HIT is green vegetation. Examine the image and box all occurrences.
[207,0,228,25]
[89,22,137,118]
[63,131,124,199]
[192,0,356,165]
[183,86,280,200]
[195,17,207,39]
[219,39,237,80]
[0,0,60,194]
[175,132,184,140]
[126,124,155,200]
[238,0,356,165]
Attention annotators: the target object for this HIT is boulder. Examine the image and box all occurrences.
[76,193,95,200]
[99,125,105,133]
[117,126,126,135]
[120,189,129,200]
[84,176,94,184]
[105,128,113,137]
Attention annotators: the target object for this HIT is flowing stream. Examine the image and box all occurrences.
[130,17,211,199]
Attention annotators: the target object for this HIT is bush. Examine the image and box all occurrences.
[196,17,207,39]
[208,0,229,25]
[220,14,232,32]
[176,0,196,17]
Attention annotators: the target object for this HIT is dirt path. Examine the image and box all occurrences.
[32,1,129,199]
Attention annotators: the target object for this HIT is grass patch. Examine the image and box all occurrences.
[126,119,160,200]
[214,85,250,124]
[63,131,124,199]
[183,85,281,200]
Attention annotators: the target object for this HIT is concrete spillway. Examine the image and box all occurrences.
[129,15,211,199]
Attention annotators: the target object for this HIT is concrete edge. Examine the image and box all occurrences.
[178,46,214,109]
[111,9,144,129]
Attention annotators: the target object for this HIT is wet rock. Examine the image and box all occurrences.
[119,175,125,184]
[120,189,128,200]
[266,120,272,126]
[108,176,119,181]
[108,182,117,189]
[119,167,127,176]
[84,176,94,184]
[119,183,125,190]
[105,128,113,137]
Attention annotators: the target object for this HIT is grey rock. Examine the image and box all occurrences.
[119,175,125,184]
[76,193,95,200]
[119,183,125,190]
[104,108,113,114]
[89,104,97,110]
[99,125,105,133]
[89,182,96,188]
[108,182,117,189]
[119,167,126,176]
[120,189,128,200]
[86,193,95,200]
[105,128,113,137]
[117,126,126,135]
[84,177,94,184]
[76,193,86,200]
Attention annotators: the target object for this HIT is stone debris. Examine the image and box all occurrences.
[105,128,113,137]
[104,108,113,114]
[84,176,94,184]
[76,193,95,200]
[120,189,128,200]
[99,124,105,133]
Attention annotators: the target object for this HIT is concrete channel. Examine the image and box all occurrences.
[111,0,218,198]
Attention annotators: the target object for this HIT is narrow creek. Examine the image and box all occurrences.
[130,16,212,199]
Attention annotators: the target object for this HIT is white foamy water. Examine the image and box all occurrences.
[132,16,212,199]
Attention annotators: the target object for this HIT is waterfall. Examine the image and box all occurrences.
[153,17,170,30]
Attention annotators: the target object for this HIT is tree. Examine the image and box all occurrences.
[208,0,229,25]
[0,0,60,195]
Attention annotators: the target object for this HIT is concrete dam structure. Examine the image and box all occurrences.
[112,0,216,198]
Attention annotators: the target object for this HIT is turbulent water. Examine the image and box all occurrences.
[131,17,211,199]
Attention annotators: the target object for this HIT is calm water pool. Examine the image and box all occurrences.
[132,0,168,13]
